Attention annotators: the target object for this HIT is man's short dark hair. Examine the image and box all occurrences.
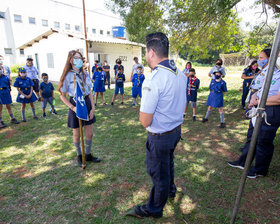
[42,73,48,77]
[146,32,169,58]
[189,68,195,73]
[27,57,33,61]
[95,60,99,63]
[97,66,103,71]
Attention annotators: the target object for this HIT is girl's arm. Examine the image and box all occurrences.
[88,91,95,120]
[60,92,76,112]
[16,87,25,96]
[27,86,33,98]
[241,74,254,80]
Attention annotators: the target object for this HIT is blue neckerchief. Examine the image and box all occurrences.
[154,59,177,74]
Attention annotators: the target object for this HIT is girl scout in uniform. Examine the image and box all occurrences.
[202,70,227,128]
[228,50,280,178]
[14,67,38,122]
[58,50,100,167]
[92,67,106,106]
[0,66,20,128]
[131,66,145,106]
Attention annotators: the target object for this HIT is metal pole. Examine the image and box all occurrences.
[82,0,89,62]
[230,19,280,224]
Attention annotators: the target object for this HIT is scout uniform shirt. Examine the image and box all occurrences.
[140,60,187,134]
[23,65,39,80]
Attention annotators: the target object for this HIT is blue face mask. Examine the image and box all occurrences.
[73,58,83,69]
[257,58,268,68]
[215,75,221,79]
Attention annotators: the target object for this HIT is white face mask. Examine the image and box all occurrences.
[276,57,280,68]
[20,73,27,77]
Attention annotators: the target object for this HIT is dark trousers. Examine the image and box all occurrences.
[105,74,110,89]
[238,106,280,175]
[145,128,181,214]
[241,83,250,107]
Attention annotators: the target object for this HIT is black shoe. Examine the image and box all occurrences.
[33,116,39,120]
[0,121,7,128]
[103,103,107,106]
[193,116,196,121]
[220,123,226,128]
[121,102,124,105]
[127,205,162,219]
[202,118,208,123]
[10,118,20,124]
[228,161,244,170]
[77,155,86,168]
[94,103,97,107]
[51,110,57,115]
[247,170,266,179]
[22,119,27,122]
[85,153,101,163]
[43,112,46,117]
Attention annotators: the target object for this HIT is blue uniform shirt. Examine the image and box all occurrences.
[39,82,54,98]
[116,73,125,87]
[23,65,39,80]
[60,70,93,97]
[257,69,280,98]
[186,77,200,102]
[14,77,34,95]
[251,66,278,90]
[182,68,190,75]
[242,67,260,86]
[0,75,10,88]
[92,71,105,82]
[1,65,11,79]
[209,66,226,79]
[132,73,145,87]
[140,59,187,134]
[114,64,124,76]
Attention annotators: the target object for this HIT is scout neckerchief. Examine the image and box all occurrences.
[137,74,141,86]
[72,70,86,95]
[155,59,178,75]
[188,76,197,96]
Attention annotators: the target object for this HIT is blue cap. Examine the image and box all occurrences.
[18,67,26,73]
[213,70,222,75]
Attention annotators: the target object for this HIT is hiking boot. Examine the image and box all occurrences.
[10,118,20,124]
[85,153,101,163]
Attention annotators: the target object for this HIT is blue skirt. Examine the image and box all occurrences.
[0,89,12,105]
[206,92,224,108]
[16,92,37,103]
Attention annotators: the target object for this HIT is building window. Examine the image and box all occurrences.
[19,49,24,55]
[0,12,5,19]
[100,30,103,35]
[4,48,12,55]
[54,21,60,28]
[75,25,80,31]
[14,14,22,22]
[47,53,54,68]
[92,28,96,34]
[42,19,48,27]
[65,23,70,30]
[107,31,110,35]
[29,17,36,24]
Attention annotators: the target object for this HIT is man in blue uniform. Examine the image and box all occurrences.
[0,55,12,84]
[127,32,187,219]
[23,58,40,100]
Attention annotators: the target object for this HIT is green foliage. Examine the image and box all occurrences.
[10,64,24,73]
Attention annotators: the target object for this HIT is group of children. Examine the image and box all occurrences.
[92,64,145,107]
[0,66,57,128]
[183,59,228,128]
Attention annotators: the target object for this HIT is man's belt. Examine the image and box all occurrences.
[0,87,7,90]
[148,125,181,136]
[20,88,30,90]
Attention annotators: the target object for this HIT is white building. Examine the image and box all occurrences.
[0,0,144,81]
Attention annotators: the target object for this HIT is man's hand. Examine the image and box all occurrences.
[248,92,258,108]
[89,109,95,120]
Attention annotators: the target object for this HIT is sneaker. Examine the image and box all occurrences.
[33,116,39,120]
[0,121,7,128]
[103,103,107,106]
[131,103,135,107]
[202,118,208,123]
[126,205,162,219]
[85,153,101,163]
[220,123,226,128]
[228,161,244,170]
[193,116,196,121]
[247,170,265,179]
[51,110,57,115]
[121,102,124,105]
[43,112,46,117]
[111,102,114,106]
[10,118,20,124]
[22,119,27,122]
[77,155,86,168]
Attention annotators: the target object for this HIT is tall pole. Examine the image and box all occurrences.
[230,19,280,224]
[82,0,89,61]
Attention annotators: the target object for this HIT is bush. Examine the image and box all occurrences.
[10,64,24,73]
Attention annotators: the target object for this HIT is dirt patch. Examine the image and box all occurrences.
[3,128,18,139]
[13,166,34,179]
[87,200,110,214]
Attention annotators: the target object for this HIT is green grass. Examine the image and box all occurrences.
[0,72,279,224]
